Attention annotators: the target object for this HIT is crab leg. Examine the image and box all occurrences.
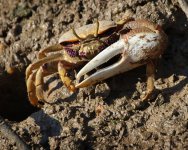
[38,44,64,59]
[25,53,67,105]
[27,66,57,106]
[35,62,59,101]
[58,62,76,92]
[26,71,38,106]
[35,67,43,101]
[122,19,158,31]
[141,61,155,101]
[26,53,64,80]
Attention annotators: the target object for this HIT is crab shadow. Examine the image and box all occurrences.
[44,75,78,104]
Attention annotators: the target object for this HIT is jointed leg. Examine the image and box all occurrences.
[35,67,44,101]
[38,44,64,59]
[142,61,155,101]
[25,54,63,106]
[35,63,58,101]
[26,71,38,106]
[26,53,64,79]
[58,62,76,92]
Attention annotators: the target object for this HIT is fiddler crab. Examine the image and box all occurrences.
[25,18,168,106]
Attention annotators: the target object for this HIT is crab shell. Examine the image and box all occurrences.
[58,21,117,44]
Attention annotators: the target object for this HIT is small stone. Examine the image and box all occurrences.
[5,65,15,75]
[13,4,32,19]
[95,83,110,99]
[131,91,140,100]
[168,74,179,83]
[0,42,6,55]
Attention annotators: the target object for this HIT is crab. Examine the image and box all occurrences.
[76,19,168,101]
[26,18,168,106]
[25,19,131,106]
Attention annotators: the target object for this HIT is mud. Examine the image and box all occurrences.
[0,0,188,149]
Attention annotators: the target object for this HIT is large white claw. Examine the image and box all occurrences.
[76,39,141,88]
[76,31,163,88]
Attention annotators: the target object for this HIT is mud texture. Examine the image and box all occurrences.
[0,0,188,149]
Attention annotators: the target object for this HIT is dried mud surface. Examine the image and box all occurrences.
[0,0,188,149]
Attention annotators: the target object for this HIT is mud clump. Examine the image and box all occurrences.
[0,0,188,149]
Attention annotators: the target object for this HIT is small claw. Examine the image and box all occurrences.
[141,92,152,101]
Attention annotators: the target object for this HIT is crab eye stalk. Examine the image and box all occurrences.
[71,28,85,41]
[94,19,100,37]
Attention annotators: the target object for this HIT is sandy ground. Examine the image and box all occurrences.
[0,0,188,149]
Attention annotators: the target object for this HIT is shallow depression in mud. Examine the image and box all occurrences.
[0,71,39,121]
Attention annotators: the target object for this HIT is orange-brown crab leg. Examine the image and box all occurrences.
[35,67,43,101]
[26,54,79,105]
[26,71,38,106]
[38,44,64,59]
[26,54,64,105]
[58,62,76,92]
[26,53,64,80]
[35,63,59,101]
[141,61,155,101]
[27,65,58,106]
[35,61,76,100]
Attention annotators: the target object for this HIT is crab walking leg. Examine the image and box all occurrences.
[38,44,64,59]
[122,19,158,32]
[35,63,58,101]
[27,68,56,106]
[142,61,155,101]
[58,62,76,92]
[26,71,38,106]
[35,67,44,101]
[26,53,64,80]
